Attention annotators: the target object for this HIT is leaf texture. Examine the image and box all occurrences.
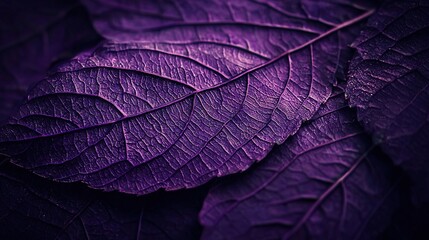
[346,0,429,204]
[0,0,99,123]
[200,90,400,240]
[0,162,206,240]
[0,0,374,194]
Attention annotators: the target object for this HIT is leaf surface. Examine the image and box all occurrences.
[346,0,429,204]
[0,0,374,194]
[200,90,400,240]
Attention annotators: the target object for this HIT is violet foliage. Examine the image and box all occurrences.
[0,0,428,239]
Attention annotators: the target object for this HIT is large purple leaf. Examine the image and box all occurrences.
[200,90,400,240]
[346,0,429,204]
[0,0,99,123]
[0,0,374,194]
[0,162,206,240]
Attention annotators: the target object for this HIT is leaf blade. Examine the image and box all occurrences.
[0,0,374,194]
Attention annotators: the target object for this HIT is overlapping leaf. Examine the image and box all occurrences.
[346,0,429,204]
[0,0,99,123]
[200,90,400,240]
[0,162,206,240]
[0,0,374,194]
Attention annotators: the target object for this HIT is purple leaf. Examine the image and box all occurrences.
[0,162,206,240]
[0,0,374,194]
[0,0,99,123]
[346,0,429,204]
[200,90,400,240]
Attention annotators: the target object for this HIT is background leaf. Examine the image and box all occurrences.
[0,0,99,123]
[0,162,206,240]
[346,0,429,204]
